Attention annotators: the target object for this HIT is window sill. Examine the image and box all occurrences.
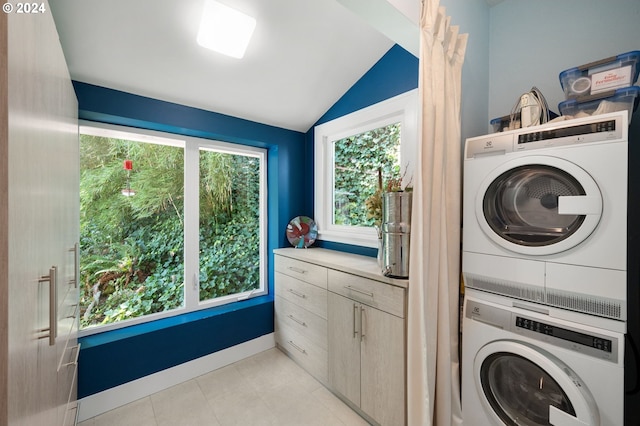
[317,229,378,249]
[78,295,273,349]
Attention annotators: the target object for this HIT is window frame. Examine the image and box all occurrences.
[78,121,267,336]
[314,89,418,248]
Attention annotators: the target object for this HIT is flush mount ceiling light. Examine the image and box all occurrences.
[197,0,256,59]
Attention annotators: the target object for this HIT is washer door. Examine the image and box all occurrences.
[476,156,602,256]
[474,341,599,426]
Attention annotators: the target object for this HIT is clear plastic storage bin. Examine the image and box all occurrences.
[559,51,640,99]
[490,114,519,133]
[558,86,639,122]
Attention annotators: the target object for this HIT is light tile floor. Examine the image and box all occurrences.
[78,347,370,426]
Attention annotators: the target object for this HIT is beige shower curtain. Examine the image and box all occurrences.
[407,0,468,425]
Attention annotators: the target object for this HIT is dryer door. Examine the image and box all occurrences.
[474,341,599,426]
[476,155,602,256]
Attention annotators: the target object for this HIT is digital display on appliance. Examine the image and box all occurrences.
[517,119,616,144]
[515,316,612,353]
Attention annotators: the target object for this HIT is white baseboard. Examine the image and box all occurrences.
[77,333,275,422]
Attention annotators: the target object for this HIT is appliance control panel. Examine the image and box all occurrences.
[465,111,627,159]
[512,314,619,362]
[515,316,612,353]
[517,119,617,145]
[465,298,620,363]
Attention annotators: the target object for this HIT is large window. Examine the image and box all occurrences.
[79,123,266,333]
[314,90,418,247]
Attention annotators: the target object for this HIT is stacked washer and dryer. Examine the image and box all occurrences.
[461,111,630,425]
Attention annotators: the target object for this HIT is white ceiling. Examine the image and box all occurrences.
[50,0,395,132]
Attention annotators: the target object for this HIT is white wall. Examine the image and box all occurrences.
[346,0,491,141]
[379,0,494,142]
[489,0,640,128]
[440,0,491,142]
[357,0,640,139]
[387,0,420,25]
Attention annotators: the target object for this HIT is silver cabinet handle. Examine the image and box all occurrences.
[287,288,306,299]
[287,266,307,274]
[360,306,366,342]
[353,303,359,338]
[66,303,79,319]
[69,243,78,288]
[287,314,307,327]
[63,402,79,426]
[345,285,374,298]
[287,340,307,354]
[63,364,81,426]
[61,343,81,368]
[38,266,57,346]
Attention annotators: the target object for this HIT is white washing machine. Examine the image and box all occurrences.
[462,290,624,426]
[462,111,628,327]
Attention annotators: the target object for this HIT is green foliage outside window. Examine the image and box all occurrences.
[198,151,260,301]
[79,135,260,329]
[333,123,401,227]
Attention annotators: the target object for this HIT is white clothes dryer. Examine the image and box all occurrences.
[462,112,628,326]
[462,290,624,426]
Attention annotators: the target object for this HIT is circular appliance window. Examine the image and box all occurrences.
[476,156,602,256]
[481,352,575,425]
[484,165,586,246]
[474,342,599,426]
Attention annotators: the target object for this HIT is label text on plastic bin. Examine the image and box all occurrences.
[591,65,632,95]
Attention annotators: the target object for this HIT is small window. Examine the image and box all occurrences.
[314,90,418,247]
[333,122,401,227]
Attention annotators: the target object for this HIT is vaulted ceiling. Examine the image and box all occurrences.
[50,0,395,132]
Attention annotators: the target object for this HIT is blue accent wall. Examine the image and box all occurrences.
[74,81,307,397]
[74,43,417,398]
[315,44,418,126]
[310,44,419,256]
[79,299,273,397]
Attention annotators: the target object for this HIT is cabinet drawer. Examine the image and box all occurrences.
[275,255,328,289]
[61,365,79,426]
[58,341,79,426]
[56,303,79,370]
[276,322,327,384]
[275,272,327,319]
[328,270,405,318]
[275,295,327,351]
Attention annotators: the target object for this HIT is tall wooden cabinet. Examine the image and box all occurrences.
[1,4,80,425]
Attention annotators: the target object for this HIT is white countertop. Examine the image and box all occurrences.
[274,247,409,289]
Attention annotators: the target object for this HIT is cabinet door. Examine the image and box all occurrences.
[5,3,79,424]
[328,292,361,406]
[360,306,405,426]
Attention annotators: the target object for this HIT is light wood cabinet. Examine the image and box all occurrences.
[328,285,405,426]
[274,248,407,426]
[274,255,328,383]
[328,269,405,318]
[327,292,361,405]
[359,298,405,426]
[1,3,80,424]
